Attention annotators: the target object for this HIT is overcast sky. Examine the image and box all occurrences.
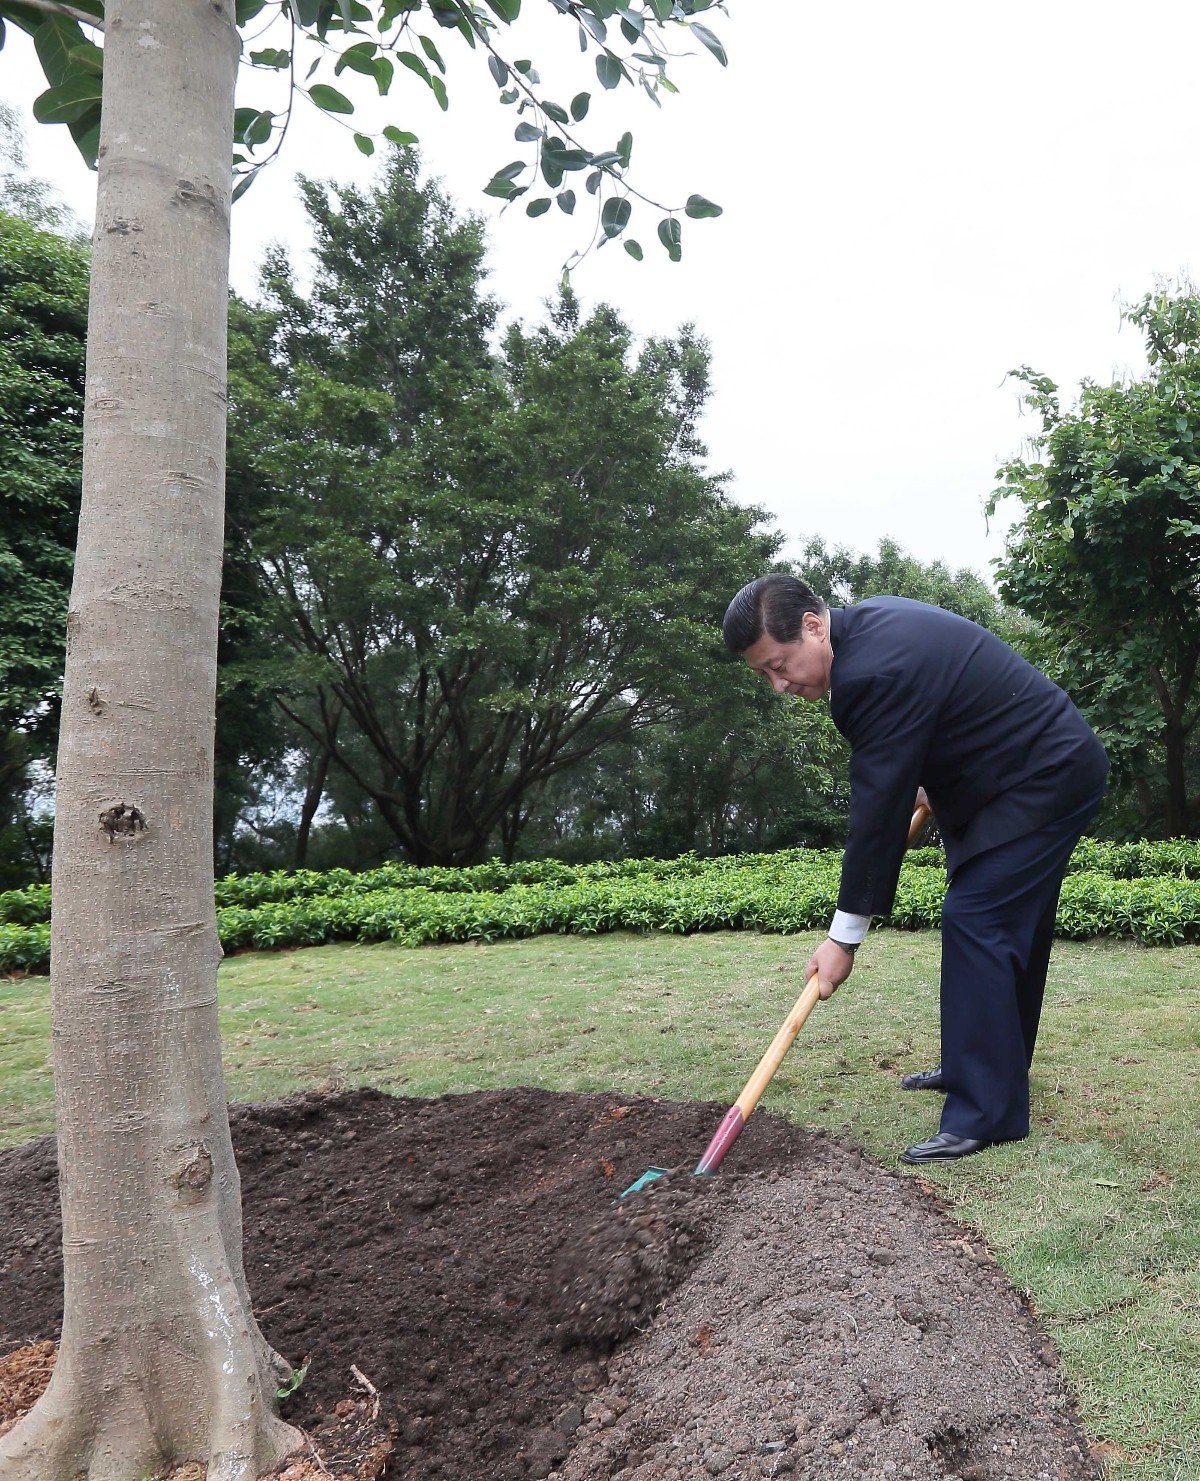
[5,1,1199,581]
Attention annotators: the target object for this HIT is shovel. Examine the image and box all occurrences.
[623,802,933,1196]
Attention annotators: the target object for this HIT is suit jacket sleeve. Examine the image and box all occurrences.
[831,668,936,917]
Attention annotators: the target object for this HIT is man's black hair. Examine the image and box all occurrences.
[722,574,827,653]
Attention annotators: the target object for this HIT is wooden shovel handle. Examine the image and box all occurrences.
[733,971,822,1121]
[693,973,821,1176]
[907,801,932,845]
[692,801,933,1178]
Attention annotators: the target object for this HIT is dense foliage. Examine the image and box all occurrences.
[992,289,1200,838]
[0,206,87,887]
[223,150,778,868]
[4,839,1200,972]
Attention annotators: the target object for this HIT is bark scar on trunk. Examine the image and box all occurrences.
[99,802,147,841]
[174,179,223,217]
[169,1144,214,1195]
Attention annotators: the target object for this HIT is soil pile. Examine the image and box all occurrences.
[0,1087,1102,1480]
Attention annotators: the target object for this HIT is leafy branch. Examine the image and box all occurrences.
[2,0,729,266]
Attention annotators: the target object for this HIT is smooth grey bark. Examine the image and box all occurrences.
[0,4,301,1478]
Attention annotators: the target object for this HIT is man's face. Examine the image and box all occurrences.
[741,613,834,701]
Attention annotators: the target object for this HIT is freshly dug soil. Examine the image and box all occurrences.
[0,1087,1102,1480]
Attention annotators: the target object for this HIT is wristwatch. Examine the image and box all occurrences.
[828,937,859,955]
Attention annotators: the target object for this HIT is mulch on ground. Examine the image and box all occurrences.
[0,1087,1104,1479]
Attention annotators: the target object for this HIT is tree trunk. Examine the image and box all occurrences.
[1163,718,1189,837]
[294,744,332,868]
[0,5,302,1479]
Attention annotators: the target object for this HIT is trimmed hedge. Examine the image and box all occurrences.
[4,850,1200,975]
[5,837,1200,928]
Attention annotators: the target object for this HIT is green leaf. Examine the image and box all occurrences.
[689,21,728,65]
[585,170,602,195]
[578,10,607,43]
[595,53,624,89]
[657,215,682,262]
[237,0,271,22]
[354,132,375,156]
[616,130,633,168]
[249,48,291,69]
[542,137,591,172]
[488,55,509,86]
[601,196,631,238]
[494,159,528,181]
[32,14,87,89]
[397,50,433,85]
[499,87,519,104]
[67,42,103,76]
[570,91,591,121]
[419,33,446,73]
[382,125,419,146]
[308,83,355,115]
[646,0,673,19]
[243,109,275,147]
[276,1358,310,1401]
[542,101,569,125]
[556,188,576,214]
[68,108,101,170]
[624,239,643,260]
[32,74,102,126]
[430,75,449,110]
[484,0,522,19]
[515,121,543,142]
[684,193,722,219]
[526,196,552,217]
[334,40,379,77]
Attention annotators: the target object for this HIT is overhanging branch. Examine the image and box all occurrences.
[8,0,103,30]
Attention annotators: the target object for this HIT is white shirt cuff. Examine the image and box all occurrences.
[829,910,871,946]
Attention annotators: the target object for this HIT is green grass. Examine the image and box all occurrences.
[3,928,1199,1477]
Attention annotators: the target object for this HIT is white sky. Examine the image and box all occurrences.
[5,1,1199,581]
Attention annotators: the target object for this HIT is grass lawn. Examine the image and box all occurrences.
[2,927,1199,1478]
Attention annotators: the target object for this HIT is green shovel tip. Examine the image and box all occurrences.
[620,1166,669,1197]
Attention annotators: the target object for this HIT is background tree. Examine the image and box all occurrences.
[0,206,87,887]
[0,1,733,1476]
[516,539,1008,859]
[991,288,1200,838]
[226,161,776,864]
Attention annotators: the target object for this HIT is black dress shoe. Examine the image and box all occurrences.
[901,1131,991,1164]
[900,1065,946,1091]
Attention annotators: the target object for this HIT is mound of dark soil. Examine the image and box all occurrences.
[0,1087,1102,1480]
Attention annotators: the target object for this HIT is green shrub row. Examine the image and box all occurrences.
[4,859,1198,975]
[5,837,1200,930]
[0,883,51,927]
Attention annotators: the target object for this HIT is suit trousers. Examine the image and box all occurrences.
[937,789,1106,1142]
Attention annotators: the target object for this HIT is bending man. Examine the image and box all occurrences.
[723,575,1108,1164]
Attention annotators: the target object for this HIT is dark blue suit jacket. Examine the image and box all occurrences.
[827,598,1109,917]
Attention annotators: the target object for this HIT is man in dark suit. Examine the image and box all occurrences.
[723,574,1109,1163]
